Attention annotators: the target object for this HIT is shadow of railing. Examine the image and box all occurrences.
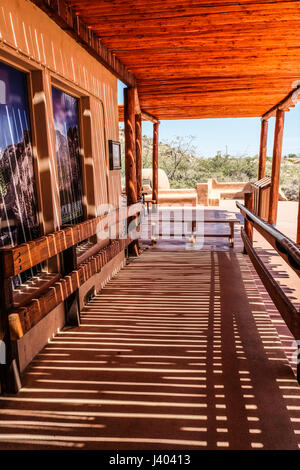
[0,250,299,449]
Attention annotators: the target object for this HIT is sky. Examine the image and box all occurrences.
[118,81,300,158]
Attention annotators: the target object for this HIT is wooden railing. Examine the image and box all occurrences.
[237,199,300,383]
[0,203,142,393]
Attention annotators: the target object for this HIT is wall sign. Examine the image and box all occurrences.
[109,140,121,170]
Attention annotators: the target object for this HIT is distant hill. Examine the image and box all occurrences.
[119,128,299,200]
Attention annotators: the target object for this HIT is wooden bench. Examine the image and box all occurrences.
[154,217,240,247]
[201,219,240,247]
[144,199,156,214]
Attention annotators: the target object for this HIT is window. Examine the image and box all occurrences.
[52,86,84,226]
[0,61,41,283]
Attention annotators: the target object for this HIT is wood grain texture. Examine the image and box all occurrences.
[269,109,285,224]
[258,119,268,180]
[297,186,300,245]
[30,0,136,87]
[8,238,131,339]
[135,113,143,200]
[0,204,142,278]
[124,88,137,205]
[152,123,159,203]
[65,0,300,119]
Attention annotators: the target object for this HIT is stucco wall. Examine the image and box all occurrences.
[0,0,121,224]
[0,0,125,367]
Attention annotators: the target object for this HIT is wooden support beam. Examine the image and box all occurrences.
[262,86,300,121]
[135,113,143,201]
[141,110,160,124]
[0,267,21,393]
[297,184,300,245]
[243,192,254,254]
[268,109,285,225]
[258,119,268,180]
[30,0,136,87]
[119,105,159,124]
[124,88,137,205]
[152,122,159,204]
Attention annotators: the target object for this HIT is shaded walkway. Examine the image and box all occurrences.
[0,250,299,449]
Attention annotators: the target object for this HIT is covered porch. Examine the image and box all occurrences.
[0,0,300,451]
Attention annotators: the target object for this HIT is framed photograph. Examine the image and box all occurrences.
[109,140,121,170]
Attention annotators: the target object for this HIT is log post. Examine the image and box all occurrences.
[124,87,137,206]
[243,192,254,254]
[135,113,142,201]
[268,109,285,225]
[0,259,21,394]
[258,119,268,180]
[297,183,300,245]
[124,88,139,254]
[152,122,159,204]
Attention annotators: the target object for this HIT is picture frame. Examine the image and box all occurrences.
[108,140,121,170]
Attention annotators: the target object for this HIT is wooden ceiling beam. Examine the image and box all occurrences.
[262,86,300,120]
[119,105,159,124]
[30,0,136,87]
[64,1,300,120]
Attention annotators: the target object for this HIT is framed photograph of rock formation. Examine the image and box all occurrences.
[52,86,84,226]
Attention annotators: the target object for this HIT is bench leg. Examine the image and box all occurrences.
[229,222,234,247]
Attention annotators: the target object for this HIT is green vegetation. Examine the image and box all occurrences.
[119,129,300,200]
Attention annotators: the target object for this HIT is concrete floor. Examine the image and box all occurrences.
[0,211,299,449]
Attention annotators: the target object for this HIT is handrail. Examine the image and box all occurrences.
[236,201,300,277]
[238,200,300,383]
[241,228,300,340]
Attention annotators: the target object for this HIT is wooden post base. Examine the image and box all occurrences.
[61,242,80,327]
[65,292,80,327]
[128,240,139,257]
[0,358,22,395]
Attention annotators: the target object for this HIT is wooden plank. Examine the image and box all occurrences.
[0,204,142,278]
[30,0,136,87]
[8,238,131,339]
[268,109,285,224]
[13,273,61,308]
[262,86,300,120]
[61,1,300,119]
[152,122,159,204]
[119,105,159,124]
[141,110,160,124]
[244,192,254,245]
[155,218,239,223]
[124,88,137,205]
[258,119,268,180]
[298,185,300,245]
